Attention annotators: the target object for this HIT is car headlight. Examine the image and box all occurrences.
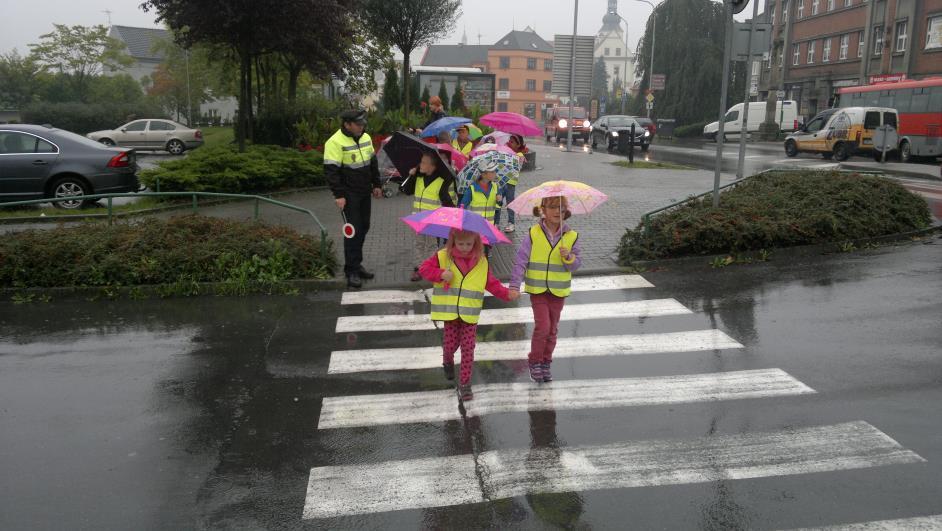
[558,119,568,129]
[610,131,619,137]
[583,120,591,127]
[644,130,651,137]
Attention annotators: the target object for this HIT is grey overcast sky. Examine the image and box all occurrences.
[1,1,762,58]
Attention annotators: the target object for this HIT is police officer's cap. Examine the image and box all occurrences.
[341,109,367,124]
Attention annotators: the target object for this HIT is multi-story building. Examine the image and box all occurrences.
[760,0,942,119]
[595,0,637,99]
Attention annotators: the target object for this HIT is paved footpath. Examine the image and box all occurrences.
[191,143,740,284]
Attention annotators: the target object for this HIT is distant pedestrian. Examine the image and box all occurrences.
[508,196,581,383]
[401,151,456,281]
[419,228,517,400]
[324,109,383,289]
[417,96,448,136]
[495,133,527,233]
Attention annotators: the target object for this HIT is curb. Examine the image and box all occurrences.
[839,163,942,181]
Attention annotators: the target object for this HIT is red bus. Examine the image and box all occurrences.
[837,77,942,162]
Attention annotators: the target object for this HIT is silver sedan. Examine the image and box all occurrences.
[87,119,203,155]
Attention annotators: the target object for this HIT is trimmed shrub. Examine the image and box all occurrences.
[20,102,168,135]
[673,121,709,138]
[0,215,335,293]
[619,171,932,262]
[138,144,324,193]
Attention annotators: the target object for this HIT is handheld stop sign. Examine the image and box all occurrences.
[341,211,356,239]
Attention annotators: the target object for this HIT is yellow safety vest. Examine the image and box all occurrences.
[524,224,578,297]
[469,182,498,221]
[413,176,445,213]
[452,139,473,156]
[430,250,488,324]
[323,130,374,170]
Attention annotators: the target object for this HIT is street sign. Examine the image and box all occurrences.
[552,35,595,97]
[651,74,666,91]
[645,93,655,103]
[874,125,899,154]
[646,102,654,110]
[775,90,786,98]
[732,21,772,60]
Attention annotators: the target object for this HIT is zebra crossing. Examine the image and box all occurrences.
[305,274,928,523]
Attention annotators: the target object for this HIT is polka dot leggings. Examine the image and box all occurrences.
[442,320,477,385]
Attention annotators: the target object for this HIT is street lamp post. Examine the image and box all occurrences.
[616,13,631,114]
[634,0,656,118]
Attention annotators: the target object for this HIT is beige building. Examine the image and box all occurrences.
[595,0,637,96]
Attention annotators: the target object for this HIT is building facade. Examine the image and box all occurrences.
[760,0,942,119]
[595,0,637,97]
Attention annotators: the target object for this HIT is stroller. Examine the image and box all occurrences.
[376,148,404,198]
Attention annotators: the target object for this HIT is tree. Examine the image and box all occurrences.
[420,84,431,111]
[28,24,133,103]
[411,74,421,112]
[591,56,609,102]
[361,0,462,112]
[437,80,450,111]
[381,64,401,111]
[0,50,45,108]
[450,85,465,113]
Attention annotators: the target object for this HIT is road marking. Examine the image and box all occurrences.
[341,274,656,305]
[784,514,942,530]
[317,368,814,429]
[328,329,743,374]
[302,421,924,519]
[335,299,692,333]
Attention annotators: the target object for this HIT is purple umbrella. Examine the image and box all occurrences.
[401,206,510,245]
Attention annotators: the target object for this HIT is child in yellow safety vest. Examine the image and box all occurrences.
[418,228,519,401]
[494,133,527,233]
[451,125,474,157]
[508,196,581,383]
[459,159,501,257]
[401,152,456,281]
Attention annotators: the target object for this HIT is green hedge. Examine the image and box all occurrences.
[0,215,335,295]
[619,171,932,262]
[20,102,169,135]
[673,121,709,138]
[139,144,324,193]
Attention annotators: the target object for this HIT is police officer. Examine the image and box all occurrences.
[324,109,382,288]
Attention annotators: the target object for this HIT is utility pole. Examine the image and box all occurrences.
[736,0,762,179]
[566,0,579,152]
[713,0,734,207]
[185,49,193,127]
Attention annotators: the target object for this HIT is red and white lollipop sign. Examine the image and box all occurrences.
[341,211,356,239]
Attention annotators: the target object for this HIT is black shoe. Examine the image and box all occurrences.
[346,272,362,289]
[357,266,375,279]
[442,363,455,380]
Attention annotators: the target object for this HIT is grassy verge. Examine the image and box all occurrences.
[0,215,336,299]
[0,197,169,220]
[618,170,931,263]
[611,160,693,170]
[200,126,234,149]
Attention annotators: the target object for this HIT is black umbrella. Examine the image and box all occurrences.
[381,131,457,186]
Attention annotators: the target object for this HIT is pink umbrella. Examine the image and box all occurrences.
[507,180,609,215]
[479,112,542,137]
[469,143,517,159]
[432,143,469,171]
[480,131,513,146]
[402,207,510,245]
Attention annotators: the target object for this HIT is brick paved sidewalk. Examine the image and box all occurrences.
[187,143,739,285]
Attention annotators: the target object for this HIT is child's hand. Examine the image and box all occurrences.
[559,246,571,259]
[441,270,454,282]
[508,290,520,301]
[409,167,417,176]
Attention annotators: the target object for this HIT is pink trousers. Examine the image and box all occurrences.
[442,319,477,385]
[528,292,566,364]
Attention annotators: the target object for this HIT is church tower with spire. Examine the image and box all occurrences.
[594,0,636,98]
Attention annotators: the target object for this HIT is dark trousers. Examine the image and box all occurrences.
[342,193,372,275]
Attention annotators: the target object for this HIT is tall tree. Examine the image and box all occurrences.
[450,85,465,113]
[420,84,431,110]
[0,50,45,108]
[381,64,401,111]
[437,79,450,111]
[591,56,609,102]
[361,0,462,112]
[28,24,132,102]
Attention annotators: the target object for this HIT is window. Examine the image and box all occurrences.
[0,132,33,154]
[604,47,610,56]
[928,15,942,49]
[752,59,761,75]
[724,110,740,122]
[873,25,884,55]
[779,49,784,66]
[523,103,537,119]
[805,115,827,132]
[895,20,908,51]
[844,0,851,7]
[35,138,56,153]
[884,112,897,128]
[543,80,552,92]
[807,40,816,63]
[811,0,819,15]
[827,0,834,10]
[527,57,537,69]
[839,34,849,59]
[911,87,930,111]
[771,6,776,26]
[793,43,801,64]
[125,121,147,131]
[498,78,509,90]
[499,56,510,68]
[544,59,553,70]
[615,47,621,56]
[823,38,831,62]
[864,111,880,129]
[526,79,536,91]
[797,0,804,18]
[858,30,865,57]
[497,102,508,112]
[149,121,175,131]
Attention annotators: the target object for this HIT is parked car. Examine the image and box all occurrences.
[87,119,203,155]
[544,106,591,144]
[590,115,650,152]
[0,124,139,209]
[784,106,899,161]
[633,116,657,137]
[704,100,799,141]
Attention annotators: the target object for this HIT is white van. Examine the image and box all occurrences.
[703,100,799,141]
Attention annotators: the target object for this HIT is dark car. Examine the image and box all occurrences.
[590,115,650,152]
[633,116,657,137]
[544,106,591,144]
[0,124,139,209]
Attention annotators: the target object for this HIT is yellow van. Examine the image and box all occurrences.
[783,107,898,161]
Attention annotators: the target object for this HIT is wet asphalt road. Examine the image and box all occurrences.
[1,237,941,529]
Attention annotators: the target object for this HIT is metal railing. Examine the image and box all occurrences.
[0,191,331,256]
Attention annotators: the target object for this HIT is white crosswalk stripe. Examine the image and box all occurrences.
[328,329,744,374]
[340,274,655,305]
[335,299,692,332]
[303,421,925,519]
[783,514,942,530]
[317,368,815,429]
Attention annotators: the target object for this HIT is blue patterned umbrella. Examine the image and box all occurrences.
[455,150,521,195]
